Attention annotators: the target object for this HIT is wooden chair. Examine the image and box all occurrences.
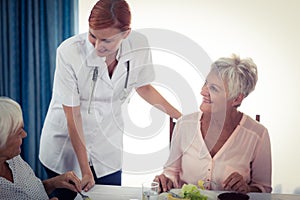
[169,114,260,143]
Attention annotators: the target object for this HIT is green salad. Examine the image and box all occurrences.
[181,184,207,200]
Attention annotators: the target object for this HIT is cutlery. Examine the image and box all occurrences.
[70,180,92,200]
[78,190,92,200]
[169,191,184,199]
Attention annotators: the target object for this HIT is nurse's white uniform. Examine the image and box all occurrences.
[39,30,154,178]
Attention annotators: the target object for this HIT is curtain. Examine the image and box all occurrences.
[0,0,78,179]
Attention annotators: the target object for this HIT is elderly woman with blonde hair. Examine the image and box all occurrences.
[155,54,272,194]
[0,97,82,199]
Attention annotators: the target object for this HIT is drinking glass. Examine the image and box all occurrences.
[142,181,159,200]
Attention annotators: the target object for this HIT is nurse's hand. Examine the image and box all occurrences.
[81,173,95,192]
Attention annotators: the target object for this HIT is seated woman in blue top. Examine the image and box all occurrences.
[0,97,82,200]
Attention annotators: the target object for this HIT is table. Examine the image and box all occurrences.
[75,185,141,200]
[75,185,300,200]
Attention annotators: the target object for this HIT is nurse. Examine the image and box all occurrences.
[39,0,181,199]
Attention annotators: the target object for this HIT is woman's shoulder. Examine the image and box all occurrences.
[7,155,25,164]
[126,30,150,49]
[8,155,33,171]
[240,113,269,138]
[57,33,88,52]
[171,112,201,146]
[178,112,201,123]
[175,112,201,131]
[56,33,92,63]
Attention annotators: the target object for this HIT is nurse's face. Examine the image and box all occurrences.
[200,70,232,114]
[0,124,27,160]
[88,27,130,58]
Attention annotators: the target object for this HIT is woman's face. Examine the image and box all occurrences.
[200,70,231,114]
[88,27,130,58]
[0,124,27,160]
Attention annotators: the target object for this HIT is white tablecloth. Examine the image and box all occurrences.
[74,185,300,200]
[75,185,141,200]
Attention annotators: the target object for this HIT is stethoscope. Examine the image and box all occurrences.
[119,61,130,101]
[88,60,130,114]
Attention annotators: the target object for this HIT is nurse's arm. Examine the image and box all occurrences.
[63,105,95,191]
[136,84,182,119]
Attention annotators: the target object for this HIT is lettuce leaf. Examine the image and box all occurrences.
[181,184,207,200]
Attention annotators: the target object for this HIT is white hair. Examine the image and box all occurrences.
[211,54,258,99]
[0,97,23,148]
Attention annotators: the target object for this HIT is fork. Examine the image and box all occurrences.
[78,190,92,200]
[69,180,92,200]
[168,191,184,199]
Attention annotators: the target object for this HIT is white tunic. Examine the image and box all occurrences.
[39,31,154,178]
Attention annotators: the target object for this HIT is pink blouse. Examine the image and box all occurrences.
[163,112,272,193]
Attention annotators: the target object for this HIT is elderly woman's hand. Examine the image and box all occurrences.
[57,171,82,192]
[154,174,174,193]
[223,172,250,194]
[43,171,81,195]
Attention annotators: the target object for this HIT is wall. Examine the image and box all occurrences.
[79,0,300,193]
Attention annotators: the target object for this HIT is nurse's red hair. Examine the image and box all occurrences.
[88,0,131,31]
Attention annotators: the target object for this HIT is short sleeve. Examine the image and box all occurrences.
[135,44,155,87]
[52,46,81,106]
[125,31,155,88]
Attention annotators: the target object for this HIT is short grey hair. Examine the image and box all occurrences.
[0,97,23,148]
[211,54,258,99]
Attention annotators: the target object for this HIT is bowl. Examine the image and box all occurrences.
[217,192,249,200]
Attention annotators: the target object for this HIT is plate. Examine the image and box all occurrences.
[158,189,219,200]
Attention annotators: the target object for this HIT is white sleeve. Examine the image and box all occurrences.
[52,46,81,107]
[135,48,155,87]
[128,32,155,88]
